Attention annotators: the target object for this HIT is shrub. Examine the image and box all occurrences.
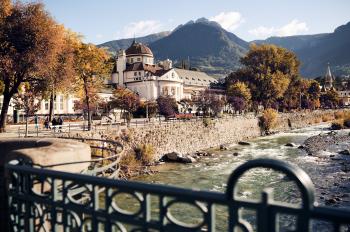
[119,152,141,171]
[334,111,345,119]
[314,118,322,124]
[321,114,333,122]
[258,108,278,135]
[331,121,343,130]
[203,118,213,127]
[134,143,156,165]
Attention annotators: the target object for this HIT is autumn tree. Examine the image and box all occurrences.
[320,89,340,109]
[74,43,112,130]
[44,29,79,121]
[157,95,178,118]
[226,44,300,108]
[110,87,140,125]
[195,89,224,117]
[227,81,251,113]
[0,1,63,132]
[13,82,43,136]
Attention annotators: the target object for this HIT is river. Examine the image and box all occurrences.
[130,125,350,231]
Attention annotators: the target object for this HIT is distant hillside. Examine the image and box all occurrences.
[149,18,249,76]
[98,31,170,53]
[254,22,350,77]
[99,20,350,78]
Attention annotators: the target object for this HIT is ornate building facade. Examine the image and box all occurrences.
[110,40,216,101]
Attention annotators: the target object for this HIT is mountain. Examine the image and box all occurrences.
[98,31,170,53]
[149,18,249,76]
[254,22,350,77]
[99,19,350,78]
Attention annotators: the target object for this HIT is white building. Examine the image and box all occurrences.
[110,40,216,101]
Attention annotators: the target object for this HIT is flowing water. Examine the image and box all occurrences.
[129,125,350,231]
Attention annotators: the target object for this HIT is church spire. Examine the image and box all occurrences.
[326,62,332,78]
[325,62,333,90]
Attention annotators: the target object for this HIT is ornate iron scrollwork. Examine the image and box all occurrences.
[5,158,350,232]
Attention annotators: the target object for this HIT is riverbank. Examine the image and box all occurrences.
[302,128,350,207]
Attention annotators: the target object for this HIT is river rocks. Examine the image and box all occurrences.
[298,145,305,149]
[178,156,196,163]
[163,152,182,161]
[160,152,196,163]
[220,144,228,150]
[233,152,239,156]
[339,149,350,155]
[285,143,297,147]
[195,151,214,157]
[238,141,251,146]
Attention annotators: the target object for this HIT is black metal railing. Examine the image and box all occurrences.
[6,159,350,232]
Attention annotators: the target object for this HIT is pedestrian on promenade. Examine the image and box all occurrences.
[52,117,57,132]
[44,117,49,129]
[58,116,63,132]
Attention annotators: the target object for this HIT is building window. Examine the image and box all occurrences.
[45,101,49,110]
[131,58,134,63]
[138,71,141,75]
[172,73,175,78]
[134,72,137,76]
[60,96,64,110]
[137,58,141,61]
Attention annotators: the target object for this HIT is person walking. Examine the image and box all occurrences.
[58,116,63,132]
[52,117,57,132]
[44,117,49,129]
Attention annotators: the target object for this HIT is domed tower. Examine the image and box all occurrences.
[324,63,334,90]
[125,40,154,65]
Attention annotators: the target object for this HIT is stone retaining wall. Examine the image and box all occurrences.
[128,110,345,157]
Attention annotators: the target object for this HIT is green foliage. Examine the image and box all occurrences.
[258,108,278,135]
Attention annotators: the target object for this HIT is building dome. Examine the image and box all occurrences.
[125,40,153,57]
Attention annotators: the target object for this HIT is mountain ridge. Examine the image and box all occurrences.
[98,19,350,78]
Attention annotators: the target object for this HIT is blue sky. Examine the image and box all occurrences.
[38,0,350,44]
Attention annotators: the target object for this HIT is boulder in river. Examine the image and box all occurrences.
[220,144,228,150]
[285,143,297,147]
[160,152,196,163]
[233,152,239,156]
[238,141,251,146]
[339,149,350,155]
[162,152,182,161]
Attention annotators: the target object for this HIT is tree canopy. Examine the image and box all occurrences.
[226,44,300,108]
[0,1,64,131]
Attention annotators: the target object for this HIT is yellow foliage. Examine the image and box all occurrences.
[259,108,278,134]
[134,143,156,165]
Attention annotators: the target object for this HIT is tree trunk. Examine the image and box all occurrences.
[83,77,91,131]
[25,113,29,137]
[49,92,55,121]
[0,93,11,133]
